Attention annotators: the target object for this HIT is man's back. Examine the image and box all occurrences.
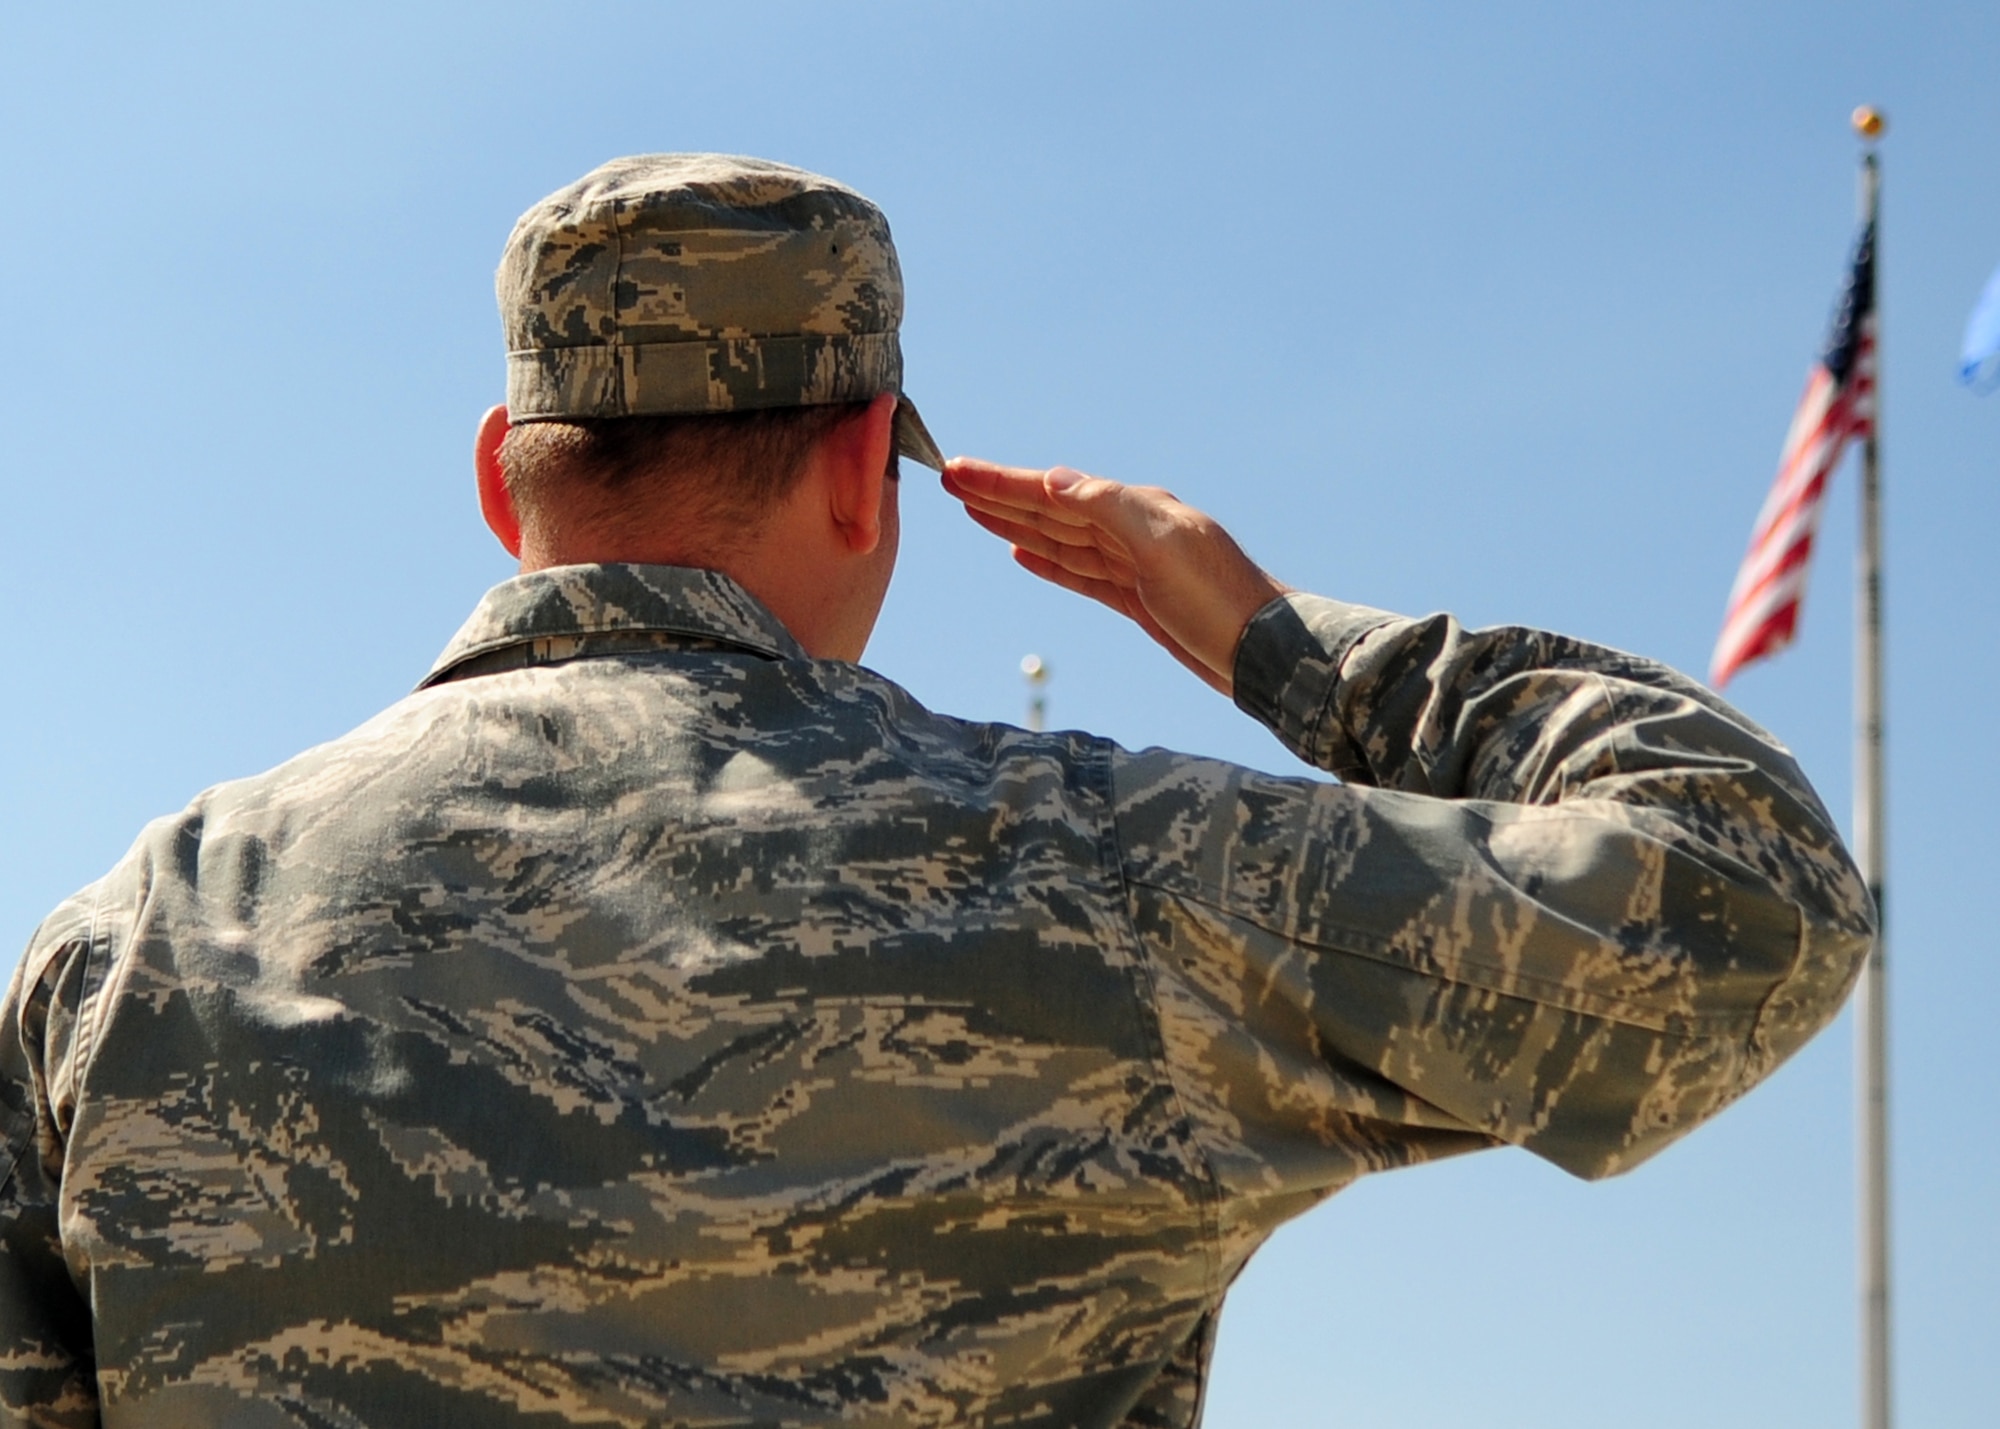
[14,567,1226,1426]
[2,562,1872,1427]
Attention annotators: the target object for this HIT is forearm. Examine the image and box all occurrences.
[1126,592,1878,1181]
[1233,593,1869,937]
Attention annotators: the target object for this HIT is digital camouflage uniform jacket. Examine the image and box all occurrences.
[0,563,1873,1428]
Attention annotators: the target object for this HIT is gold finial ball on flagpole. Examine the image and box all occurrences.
[1851,106,1886,140]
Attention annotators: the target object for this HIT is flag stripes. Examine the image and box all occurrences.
[1711,223,1877,688]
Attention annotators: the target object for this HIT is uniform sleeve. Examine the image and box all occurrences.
[0,899,102,1427]
[1111,594,1874,1211]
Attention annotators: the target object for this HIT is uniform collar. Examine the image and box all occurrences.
[419,563,806,689]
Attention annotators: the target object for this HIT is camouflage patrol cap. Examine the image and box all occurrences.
[498,153,945,471]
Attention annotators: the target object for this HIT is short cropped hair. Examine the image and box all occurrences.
[499,400,874,540]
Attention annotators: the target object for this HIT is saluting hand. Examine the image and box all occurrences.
[942,459,1290,697]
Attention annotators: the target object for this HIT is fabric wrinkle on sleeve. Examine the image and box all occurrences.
[0,893,100,1191]
[1115,591,1872,1244]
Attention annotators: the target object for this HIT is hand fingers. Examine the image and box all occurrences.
[946,462,1162,585]
[968,509,1119,579]
[948,455,1264,700]
[943,461,1102,531]
[961,507,1137,585]
[942,456,1047,487]
[942,457,1058,498]
[945,459,1176,570]
[953,490,1117,552]
[1010,550,1230,696]
[1009,549,1174,652]
[1009,547,1131,612]
[940,460,1074,516]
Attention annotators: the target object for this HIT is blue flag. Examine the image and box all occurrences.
[1962,262,2000,393]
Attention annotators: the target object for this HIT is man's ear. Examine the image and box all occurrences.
[825,392,900,554]
[475,404,522,559]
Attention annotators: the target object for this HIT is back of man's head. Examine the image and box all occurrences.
[493,154,942,552]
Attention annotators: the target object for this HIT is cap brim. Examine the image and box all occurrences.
[893,395,946,473]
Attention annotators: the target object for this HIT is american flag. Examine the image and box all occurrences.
[1710,218,1878,688]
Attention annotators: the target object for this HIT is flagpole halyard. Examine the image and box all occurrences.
[1850,103,1892,1429]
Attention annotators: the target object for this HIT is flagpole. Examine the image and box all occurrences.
[1850,104,1891,1429]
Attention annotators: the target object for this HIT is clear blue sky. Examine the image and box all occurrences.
[5,4,1995,1424]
